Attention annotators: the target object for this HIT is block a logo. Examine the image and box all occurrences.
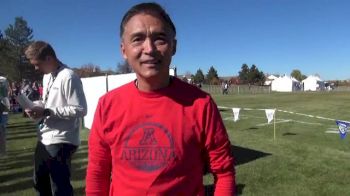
[121,122,176,172]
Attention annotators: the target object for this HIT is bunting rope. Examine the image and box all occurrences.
[218,106,336,121]
[218,106,349,139]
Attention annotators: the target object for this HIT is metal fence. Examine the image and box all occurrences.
[201,84,350,95]
[332,86,350,92]
[201,84,271,95]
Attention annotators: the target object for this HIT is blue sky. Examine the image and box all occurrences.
[1,0,349,80]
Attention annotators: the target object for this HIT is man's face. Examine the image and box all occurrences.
[29,57,50,74]
[121,13,176,81]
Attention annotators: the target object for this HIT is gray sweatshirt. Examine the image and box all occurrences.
[40,64,87,146]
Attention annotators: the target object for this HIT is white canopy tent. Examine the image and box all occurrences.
[271,75,300,92]
[302,75,324,91]
[264,75,278,86]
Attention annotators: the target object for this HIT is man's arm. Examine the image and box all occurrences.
[86,100,112,196]
[204,99,235,196]
[49,75,87,119]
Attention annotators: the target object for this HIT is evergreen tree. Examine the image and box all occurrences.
[238,64,249,84]
[238,63,265,85]
[4,17,35,81]
[206,66,219,84]
[248,64,258,83]
[193,68,205,84]
[0,31,17,80]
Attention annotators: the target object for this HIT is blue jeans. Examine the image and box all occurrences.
[0,114,8,155]
[33,141,77,196]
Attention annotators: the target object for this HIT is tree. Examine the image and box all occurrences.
[116,60,133,74]
[5,17,33,47]
[3,17,35,81]
[193,68,205,84]
[249,64,265,85]
[290,69,306,81]
[238,64,249,84]
[0,31,18,80]
[248,64,258,83]
[206,66,219,84]
[74,63,103,78]
[256,70,266,85]
[238,64,265,85]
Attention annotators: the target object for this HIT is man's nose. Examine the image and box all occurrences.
[143,39,156,54]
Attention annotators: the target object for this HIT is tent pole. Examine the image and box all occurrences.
[274,109,276,140]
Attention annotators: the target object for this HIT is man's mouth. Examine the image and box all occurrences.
[142,60,160,66]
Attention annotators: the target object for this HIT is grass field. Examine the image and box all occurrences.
[1,91,350,195]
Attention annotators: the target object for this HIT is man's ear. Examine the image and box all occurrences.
[172,39,177,56]
[46,56,56,64]
[121,43,127,59]
[45,56,51,62]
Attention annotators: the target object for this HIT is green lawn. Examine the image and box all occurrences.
[1,91,350,195]
[210,91,350,196]
[0,114,89,196]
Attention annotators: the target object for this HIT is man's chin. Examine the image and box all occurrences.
[138,68,166,78]
[140,71,159,78]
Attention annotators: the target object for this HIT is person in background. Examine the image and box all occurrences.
[21,79,33,100]
[10,81,20,112]
[31,81,40,101]
[223,81,229,95]
[0,75,10,157]
[24,41,87,196]
[86,2,235,195]
[38,82,43,100]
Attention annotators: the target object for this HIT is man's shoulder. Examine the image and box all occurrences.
[61,66,75,75]
[59,66,81,80]
[173,77,209,96]
[171,77,212,104]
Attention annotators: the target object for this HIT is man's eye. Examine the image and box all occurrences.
[154,38,167,45]
[132,37,143,43]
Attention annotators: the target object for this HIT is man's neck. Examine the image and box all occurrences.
[136,76,171,92]
[48,60,61,74]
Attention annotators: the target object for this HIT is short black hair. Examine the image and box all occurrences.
[120,2,176,38]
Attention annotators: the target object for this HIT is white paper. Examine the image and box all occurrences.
[16,94,36,109]
[232,108,240,122]
[33,100,44,108]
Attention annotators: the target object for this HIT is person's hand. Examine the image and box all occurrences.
[25,106,45,120]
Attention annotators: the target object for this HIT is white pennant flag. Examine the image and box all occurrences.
[265,109,276,124]
[232,108,240,122]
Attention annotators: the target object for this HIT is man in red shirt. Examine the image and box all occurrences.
[86,2,235,195]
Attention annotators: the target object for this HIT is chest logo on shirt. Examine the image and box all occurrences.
[121,122,176,172]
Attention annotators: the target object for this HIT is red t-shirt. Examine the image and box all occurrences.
[86,77,235,196]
